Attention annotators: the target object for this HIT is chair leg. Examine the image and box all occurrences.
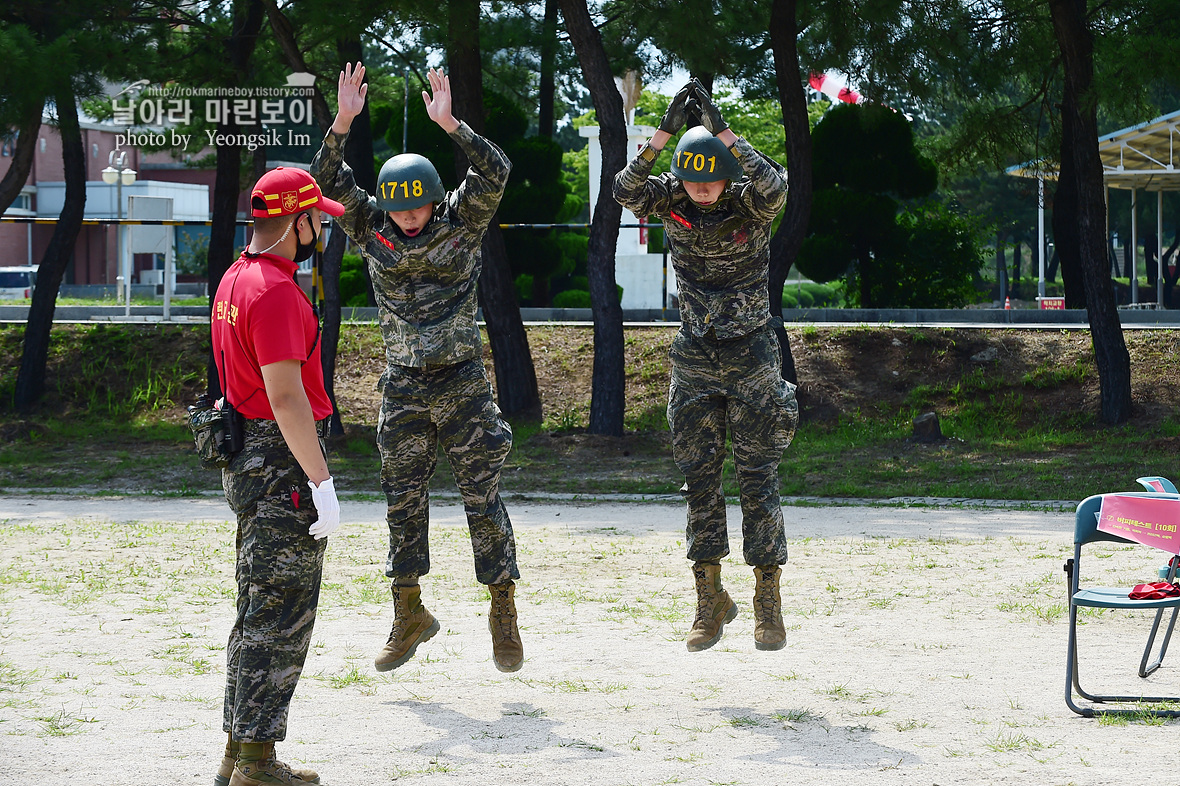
[1066,601,1093,716]
[1066,561,1180,717]
[1139,606,1179,678]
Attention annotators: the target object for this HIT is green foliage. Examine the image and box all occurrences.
[797,104,988,309]
[339,254,369,308]
[857,200,987,309]
[561,145,590,220]
[552,289,591,308]
[782,281,843,309]
[0,324,205,417]
[813,104,938,197]
[174,231,209,277]
[500,134,580,302]
[555,232,589,272]
[515,273,533,302]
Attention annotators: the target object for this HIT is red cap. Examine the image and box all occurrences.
[250,167,344,218]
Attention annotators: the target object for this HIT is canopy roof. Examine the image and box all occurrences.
[1008,109,1180,191]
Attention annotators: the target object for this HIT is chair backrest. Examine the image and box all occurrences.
[1137,476,1179,494]
[1076,492,1180,547]
[1076,495,1128,546]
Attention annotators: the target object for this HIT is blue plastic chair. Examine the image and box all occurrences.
[1134,477,1180,673]
[1065,492,1180,717]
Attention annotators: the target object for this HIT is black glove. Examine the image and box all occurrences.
[691,78,728,135]
[659,82,693,135]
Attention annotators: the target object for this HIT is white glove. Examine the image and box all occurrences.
[307,476,341,540]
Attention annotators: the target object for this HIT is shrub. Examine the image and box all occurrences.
[553,289,591,308]
[339,254,369,307]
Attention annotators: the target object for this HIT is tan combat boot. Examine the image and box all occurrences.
[687,562,738,652]
[216,736,319,786]
[228,742,319,786]
[488,581,524,672]
[753,565,786,651]
[374,583,440,672]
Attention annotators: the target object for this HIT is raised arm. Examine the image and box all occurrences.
[311,61,379,243]
[612,83,694,215]
[331,61,369,136]
[690,80,786,217]
[422,67,460,135]
[420,68,510,229]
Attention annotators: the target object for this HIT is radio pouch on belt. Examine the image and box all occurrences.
[188,393,235,469]
[189,267,249,469]
[221,395,244,454]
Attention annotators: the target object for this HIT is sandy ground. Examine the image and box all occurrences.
[1,493,1178,785]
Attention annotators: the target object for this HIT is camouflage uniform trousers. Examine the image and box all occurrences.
[377,357,519,586]
[221,418,329,742]
[667,323,799,566]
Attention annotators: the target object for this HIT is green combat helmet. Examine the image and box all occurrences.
[671,126,742,183]
[375,154,446,211]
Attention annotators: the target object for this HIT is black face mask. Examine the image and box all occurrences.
[293,212,318,264]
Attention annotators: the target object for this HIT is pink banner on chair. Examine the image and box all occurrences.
[1097,494,1180,554]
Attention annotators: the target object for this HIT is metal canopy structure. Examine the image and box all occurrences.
[1008,109,1180,306]
[1098,109,1180,191]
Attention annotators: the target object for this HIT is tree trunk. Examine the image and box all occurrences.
[0,105,42,214]
[1049,0,1131,424]
[205,0,265,397]
[857,245,874,308]
[313,34,379,436]
[14,88,85,410]
[1163,232,1179,307]
[448,0,542,421]
[1047,247,1060,282]
[560,0,626,436]
[533,272,551,307]
[1052,170,1084,308]
[1011,240,1021,291]
[538,0,559,139]
[205,130,244,398]
[996,230,1009,303]
[766,0,810,385]
[261,0,334,131]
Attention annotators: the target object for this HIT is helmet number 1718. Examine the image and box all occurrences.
[379,180,425,200]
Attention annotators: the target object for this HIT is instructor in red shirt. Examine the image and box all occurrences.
[210,167,344,786]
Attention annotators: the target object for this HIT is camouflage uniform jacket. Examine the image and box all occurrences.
[311,123,511,367]
[613,136,787,340]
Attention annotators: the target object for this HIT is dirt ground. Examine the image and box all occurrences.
[2,493,1178,785]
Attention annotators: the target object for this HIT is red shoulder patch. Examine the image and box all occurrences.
[374,231,396,252]
[669,211,692,229]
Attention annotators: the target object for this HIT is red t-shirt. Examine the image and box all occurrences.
[211,252,333,421]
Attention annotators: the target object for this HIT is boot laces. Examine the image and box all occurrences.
[490,586,518,642]
[387,588,409,642]
[693,568,715,623]
[755,570,778,616]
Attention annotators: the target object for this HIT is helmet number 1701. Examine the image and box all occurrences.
[676,152,716,174]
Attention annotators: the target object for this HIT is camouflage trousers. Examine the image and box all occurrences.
[377,358,519,586]
[221,418,329,742]
[668,324,798,566]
